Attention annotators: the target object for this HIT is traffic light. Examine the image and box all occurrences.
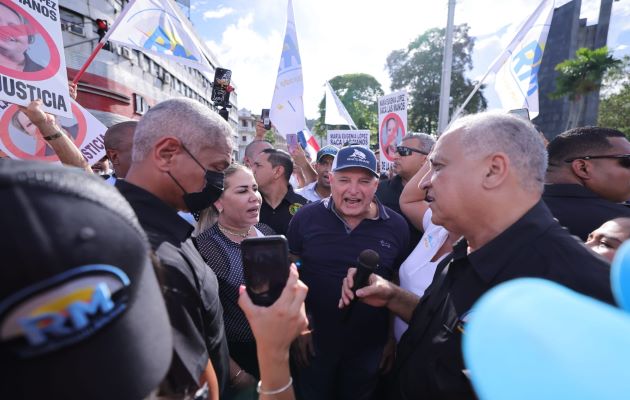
[95,19,110,50]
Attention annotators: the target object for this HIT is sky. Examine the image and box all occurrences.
[187,0,630,120]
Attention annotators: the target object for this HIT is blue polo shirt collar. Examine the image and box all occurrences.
[323,197,390,232]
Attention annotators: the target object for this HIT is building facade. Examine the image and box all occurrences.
[534,0,616,138]
[59,0,238,131]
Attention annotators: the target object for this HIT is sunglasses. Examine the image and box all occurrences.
[564,154,630,168]
[394,146,428,157]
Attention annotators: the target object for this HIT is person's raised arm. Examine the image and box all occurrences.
[19,100,90,173]
[290,144,316,186]
[338,268,420,324]
[239,265,308,400]
[399,159,431,230]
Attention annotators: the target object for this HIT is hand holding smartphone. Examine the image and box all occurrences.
[241,235,290,307]
[261,108,271,130]
[286,133,299,154]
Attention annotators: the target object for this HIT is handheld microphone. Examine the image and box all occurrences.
[341,249,380,322]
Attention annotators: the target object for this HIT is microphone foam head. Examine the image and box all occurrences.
[358,249,380,271]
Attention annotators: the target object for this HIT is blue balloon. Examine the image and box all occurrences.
[611,241,630,312]
[463,278,630,400]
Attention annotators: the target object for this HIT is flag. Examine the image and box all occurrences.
[491,0,555,118]
[297,128,320,161]
[270,0,307,138]
[325,81,357,129]
[105,0,214,71]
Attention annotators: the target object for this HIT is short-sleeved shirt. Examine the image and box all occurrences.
[116,180,229,396]
[296,181,324,202]
[287,198,409,352]
[388,200,613,400]
[394,208,449,341]
[376,175,422,250]
[543,183,630,241]
[196,223,274,343]
[259,185,308,236]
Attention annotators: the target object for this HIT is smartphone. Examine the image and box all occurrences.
[211,67,232,104]
[261,108,271,130]
[508,108,530,121]
[286,133,299,154]
[241,235,290,307]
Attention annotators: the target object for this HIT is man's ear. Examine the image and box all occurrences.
[482,152,509,189]
[273,165,285,180]
[570,159,592,180]
[106,149,118,166]
[152,137,182,172]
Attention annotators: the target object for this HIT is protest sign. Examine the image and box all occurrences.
[327,130,370,148]
[0,99,107,165]
[378,90,408,172]
[0,0,72,118]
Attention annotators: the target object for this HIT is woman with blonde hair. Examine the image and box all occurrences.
[196,163,274,399]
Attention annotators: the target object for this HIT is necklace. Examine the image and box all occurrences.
[218,223,251,238]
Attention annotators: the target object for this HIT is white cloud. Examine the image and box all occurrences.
[206,13,283,114]
[199,0,627,119]
[203,6,235,20]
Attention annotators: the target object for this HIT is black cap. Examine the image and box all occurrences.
[0,160,172,400]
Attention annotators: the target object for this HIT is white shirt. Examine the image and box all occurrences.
[295,181,323,202]
[394,208,450,341]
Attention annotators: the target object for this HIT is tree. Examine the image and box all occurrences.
[313,73,384,147]
[599,55,630,137]
[550,46,620,130]
[386,24,487,134]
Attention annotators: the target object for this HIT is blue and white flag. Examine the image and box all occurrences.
[270,0,306,137]
[491,0,555,118]
[325,81,357,129]
[105,0,215,71]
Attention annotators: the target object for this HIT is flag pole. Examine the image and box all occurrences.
[72,41,105,84]
[437,0,456,134]
[72,0,135,84]
[449,69,492,126]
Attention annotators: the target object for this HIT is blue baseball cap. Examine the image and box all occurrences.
[332,145,378,177]
[316,145,339,162]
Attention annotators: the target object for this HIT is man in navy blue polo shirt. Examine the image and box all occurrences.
[287,145,409,400]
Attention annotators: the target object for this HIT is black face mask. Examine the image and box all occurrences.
[168,145,224,213]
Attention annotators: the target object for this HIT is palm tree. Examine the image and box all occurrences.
[550,46,620,130]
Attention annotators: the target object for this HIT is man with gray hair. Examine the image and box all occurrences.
[339,111,613,399]
[376,132,434,249]
[116,98,231,399]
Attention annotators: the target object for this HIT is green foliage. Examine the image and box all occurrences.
[551,46,620,100]
[599,55,630,137]
[313,73,384,147]
[386,24,487,134]
[264,129,275,144]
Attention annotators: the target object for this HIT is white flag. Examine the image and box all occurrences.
[325,81,357,128]
[270,0,306,137]
[491,0,555,118]
[105,0,215,71]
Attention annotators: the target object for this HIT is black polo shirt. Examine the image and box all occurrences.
[116,180,229,396]
[543,183,630,241]
[259,185,308,236]
[376,175,422,251]
[388,200,613,400]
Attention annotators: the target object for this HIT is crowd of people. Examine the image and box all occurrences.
[1,94,629,400]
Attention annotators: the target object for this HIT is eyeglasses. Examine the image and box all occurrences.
[394,146,428,157]
[564,154,630,169]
